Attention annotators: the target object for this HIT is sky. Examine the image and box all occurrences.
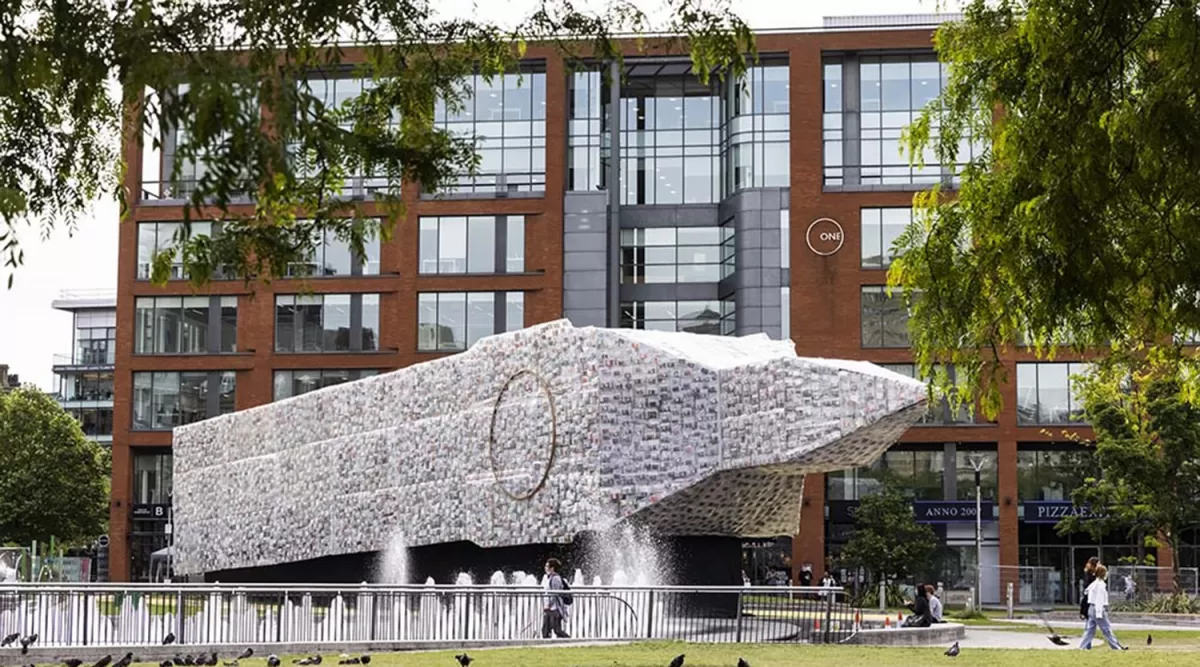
[0,0,949,391]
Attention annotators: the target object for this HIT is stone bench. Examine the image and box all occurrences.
[844,622,966,646]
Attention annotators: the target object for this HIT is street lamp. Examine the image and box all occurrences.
[967,454,989,612]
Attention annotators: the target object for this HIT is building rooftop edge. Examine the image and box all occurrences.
[51,288,117,311]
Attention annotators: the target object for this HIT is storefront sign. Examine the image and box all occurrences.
[806,218,845,256]
[132,504,171,521]
[1022,501,1105,523]
[827,500,860,524]
[913,500,995,523]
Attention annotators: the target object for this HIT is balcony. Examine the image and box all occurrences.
[53,350,115,371]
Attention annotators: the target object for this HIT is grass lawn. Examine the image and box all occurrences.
[156,643,1199,667]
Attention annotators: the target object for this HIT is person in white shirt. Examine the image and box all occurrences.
[1079,564,1126,650]
[925,584,944,623]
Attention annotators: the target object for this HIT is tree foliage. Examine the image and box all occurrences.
[839,487,937,586]
[0,0,752,288]
[1060,354,1200,591]
[0,387,109,546]
[892,0,1200,416]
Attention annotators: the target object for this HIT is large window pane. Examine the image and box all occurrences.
[438,292,467,351]
[467,217,496,273]
[180,297,209,354]
[361,295,380,351]
[220,297,238,352]
[466,293,495,347]
[506,217,525,272]
[418,294,438,351]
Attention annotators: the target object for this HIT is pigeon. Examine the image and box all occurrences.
[222,662,239,666]
[173,656,184,666]
[1049,635,1069,646]
[184,656,196,666]
[1038,614,1069,646]
[267,656,280,667]
[67,660,85,667]
[236,649,253,661]
[163,632,177,646]
[945,641,960,657]
[1148,634,1153,645]
[92,656,113,667]
[19,635,37,655]
[738,659,751,667]
[668,655,685,667]
[359,657,369,666]
[1,634,18,647]
[295,657,322,666]
[336,660,356,666]
[113,653,135,667]
[455,654,473,667]
[162,662,175,667]
[210,653,221,665]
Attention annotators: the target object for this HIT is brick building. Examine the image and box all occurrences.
[112,13,1181,596]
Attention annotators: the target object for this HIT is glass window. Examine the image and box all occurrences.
[136,222,214,280]
[861,286,912,348]
[620,300,735,335]
[724,59,790,195]
[568,69,604,191]
[781,286,790,341]
[620,62,721,204]
[416,292,526,351]
[826,54,984,187]
[72,314,117,365]
[955,449,998,501]
[61,371,115,402]
[135,296,237,354]
[273,369,379,400]
[1016,448,1097,502]
[1016,362,1090,424]
[133,453,173,505]
[434,65,547,194]
[620,226,726,284]
[861,207,913,269]
[286,226,380,277]
[131,371,235,430]
[274,294,381,353]
[780,210,790,269]
[419,215,525,275]
[880,363,973,425]
[826,447,944,501]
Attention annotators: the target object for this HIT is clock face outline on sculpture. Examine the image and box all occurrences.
[488,369,558,501]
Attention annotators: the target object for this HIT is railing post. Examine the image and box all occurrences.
[823,589,834,644]
[1006,582,1014,619]
[734,591,744,643]
[175,587,186,645]
[645,590,655,639]
[82,589,90,646]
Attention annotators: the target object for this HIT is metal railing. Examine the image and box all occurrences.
[0,584,857,648]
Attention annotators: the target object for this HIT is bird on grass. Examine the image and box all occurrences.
[266,656,280,667]
[295,656,322,666]
[454,654,473,667]
[113,652,135,667]
[1148,634,1154,646]
[236,649,253,661]
[338,657,370,666]
[945,641,960,658]
[92,655,113,667]
[66,659,85,667]
[163,632,176,646]
[20,634,38,654]
[162,661,175,667]
[1049,635,1069,646]
[668,655,685,667]
[738,659,751,667]
[1,633,18,647]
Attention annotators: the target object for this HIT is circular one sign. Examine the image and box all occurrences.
[805,218,845,256]
[97,535,110,548]
[488,369,558,501]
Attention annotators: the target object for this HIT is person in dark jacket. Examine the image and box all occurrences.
[1080,557,1100,619]
[904,583,933,628]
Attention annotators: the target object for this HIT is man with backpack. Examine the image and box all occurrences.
[542,558,572,639]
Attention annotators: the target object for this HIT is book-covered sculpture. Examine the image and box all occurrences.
[172,320,926,576]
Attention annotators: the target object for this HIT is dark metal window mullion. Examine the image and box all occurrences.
[350,293,363,351]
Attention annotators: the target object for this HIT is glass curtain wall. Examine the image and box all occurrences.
[724,57,790,194]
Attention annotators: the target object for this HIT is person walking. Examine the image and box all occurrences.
[1079,564,1127,650]
[1079,557,1100,619]
[541,558,571,639]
